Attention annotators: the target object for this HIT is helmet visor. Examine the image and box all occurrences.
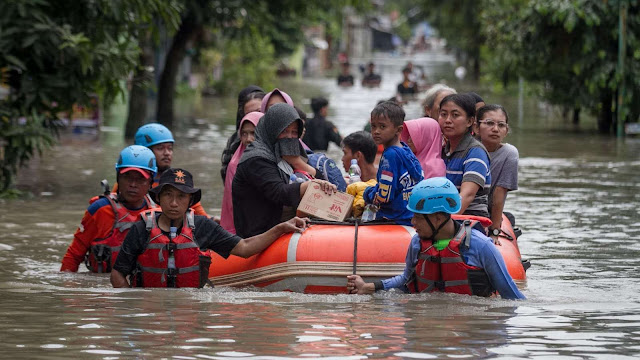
[119,167,151,179]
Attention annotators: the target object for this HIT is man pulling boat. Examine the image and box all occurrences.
[60,145,158,273]
[110,168,308,288]
[347,177,525,300]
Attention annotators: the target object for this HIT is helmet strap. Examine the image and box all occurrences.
[423,213,450,242]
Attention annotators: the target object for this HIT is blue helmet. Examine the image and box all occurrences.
[134,123,175,148]
[115,145,158,177]
[407,177,461,214]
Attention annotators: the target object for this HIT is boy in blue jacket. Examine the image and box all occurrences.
[363,101,424,225]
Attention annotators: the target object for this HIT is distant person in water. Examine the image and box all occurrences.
[406,61,428,89]
[361,62,382,87]
[475,104,518,240]
[110,168,309,288]
[302,97,342,151]
[397,67,418,99]
[298,105,347,192]
[337,61,354,87]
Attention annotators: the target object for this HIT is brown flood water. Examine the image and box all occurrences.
[1,51,640,359]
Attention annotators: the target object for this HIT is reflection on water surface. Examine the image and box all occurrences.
[1,52,640,359]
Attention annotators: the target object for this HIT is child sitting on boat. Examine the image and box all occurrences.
[362,101,424,225]
[341,131,378,217]
[400,117,446,179]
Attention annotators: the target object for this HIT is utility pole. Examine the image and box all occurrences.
[518,76,524,127]
[617,0,628,137]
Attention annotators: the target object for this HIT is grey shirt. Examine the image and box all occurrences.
[488,143,519,211]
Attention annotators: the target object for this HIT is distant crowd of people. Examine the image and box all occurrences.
[60,68,523,300]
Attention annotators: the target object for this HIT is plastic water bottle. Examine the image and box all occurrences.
[362,204,378,222]
[168,226,177,270]
[348,159,361,184]
[289,174,306,184]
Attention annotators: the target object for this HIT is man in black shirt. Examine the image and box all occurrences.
[397,67,418,98]
[361,62,382,87]
[111,168,308,288]
[337,62,354,87]
[302,97,342,151]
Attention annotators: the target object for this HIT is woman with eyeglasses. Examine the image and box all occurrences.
[437,93,491,219]
[475,104,518,239]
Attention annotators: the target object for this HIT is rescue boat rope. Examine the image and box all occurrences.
[353,219,359,275]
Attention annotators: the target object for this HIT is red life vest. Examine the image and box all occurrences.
[132,209,210,288]
[408,220,495,297]
[85,193,156,273]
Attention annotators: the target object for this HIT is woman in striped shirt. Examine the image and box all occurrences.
[437,93,491,218]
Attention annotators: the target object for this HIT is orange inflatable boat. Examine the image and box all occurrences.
[209,214,528,294]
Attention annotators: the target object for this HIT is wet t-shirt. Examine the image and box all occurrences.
[113,214,241,276]
[488,143,519,212]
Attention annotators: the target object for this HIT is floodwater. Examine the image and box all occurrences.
[1,51,640,359]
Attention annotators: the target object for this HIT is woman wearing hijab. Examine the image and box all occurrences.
[260,88,294,113]
[220,85,265,182]
[220,111,264,234]
[400,117,446,179]
[232,104,336,238]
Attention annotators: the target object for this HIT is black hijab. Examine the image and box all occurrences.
[239,103,304,165]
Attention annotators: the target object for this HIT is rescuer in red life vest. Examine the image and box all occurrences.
[110,168,309,288]
[60,145,158,273]
[346,177,525,300]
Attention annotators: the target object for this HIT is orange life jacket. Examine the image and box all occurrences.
[407,220,495,297]
[132,209,210,288]
[85,193,156,273]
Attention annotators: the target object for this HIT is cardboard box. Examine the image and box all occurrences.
[297,183,354,222]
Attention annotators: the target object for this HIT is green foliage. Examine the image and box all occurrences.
[483,0,640,132]
[238,0,370,57]
[0,0,181,193]
[419,0,639,132]
[384,0,420,43]
[0,110,57,191]
[419,0,485,77]
[211,27,276,94]
[190,0,369,95]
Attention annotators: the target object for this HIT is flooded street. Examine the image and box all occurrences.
[1,51,640,359]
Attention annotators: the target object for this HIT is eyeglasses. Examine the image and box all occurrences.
[478,119,508,129]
